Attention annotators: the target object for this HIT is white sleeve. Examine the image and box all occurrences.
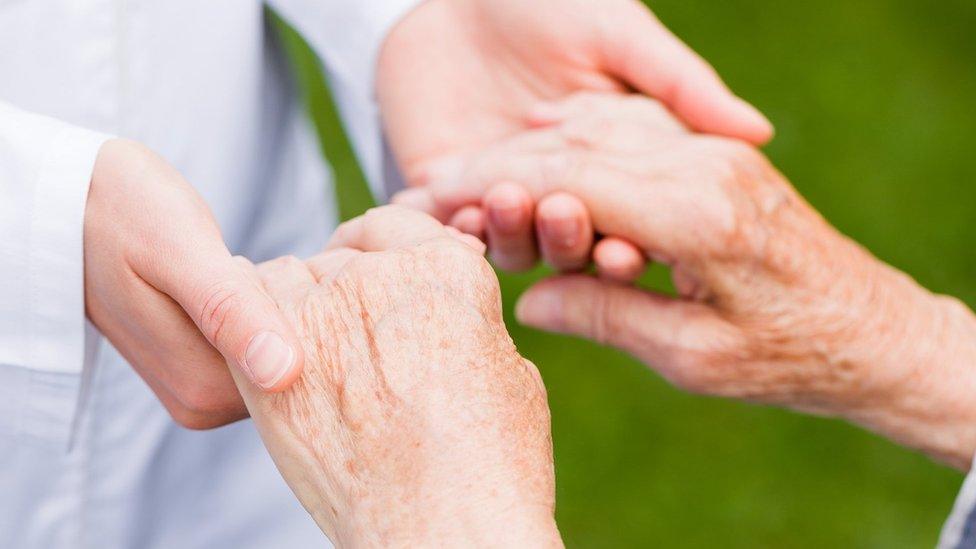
[268,0,423,200]
[0,101,110,447]
[939,452,976,548]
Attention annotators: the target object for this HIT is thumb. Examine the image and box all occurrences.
[604,4,773,144]
[150,250,304,392]
[515,275,734,381]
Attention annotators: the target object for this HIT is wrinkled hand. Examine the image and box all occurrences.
[231,206,560,547]
[84,139,305,428]
[381,0,772,275]
[411,93,976,469]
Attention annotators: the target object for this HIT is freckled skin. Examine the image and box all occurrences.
[230,215,561,548]
[444,92,976,470]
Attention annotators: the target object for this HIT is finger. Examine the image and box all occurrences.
[327,205,451,252]
[422,152,660,263]
[602,3,773,144]
[148,240,305,393]
[535,193,593,272]
[527,93,689,136]
[483,182,538,272]
[594,237,647,283]
[445,226,488,255]
[391,187,452,222]
[448,205,486,242]
[422,140,724,259]
[515,275,737,384]
[253,255,317,302]
[304,247,362,284]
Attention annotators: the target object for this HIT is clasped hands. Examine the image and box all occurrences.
[227,92,976,547]
[78,0,976,544]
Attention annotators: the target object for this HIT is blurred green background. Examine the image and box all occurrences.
[277,1,976,546]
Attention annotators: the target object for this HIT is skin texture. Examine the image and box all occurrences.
[84,139,305,428]
[82,0,765,429]
[231,207,562,548]
[381,0,773,275]
[411,92,976,470]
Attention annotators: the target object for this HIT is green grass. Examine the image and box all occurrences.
[275,1,976,546]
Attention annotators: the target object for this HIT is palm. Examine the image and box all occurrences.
[378,0,618,184]
[377,0,771,186]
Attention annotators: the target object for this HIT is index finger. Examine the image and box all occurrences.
[326,205,453,252]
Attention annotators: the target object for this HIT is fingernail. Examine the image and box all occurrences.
[244,332,294,389]
[516,289,563,330]
[488,205,526,234]
[540,216,581,248]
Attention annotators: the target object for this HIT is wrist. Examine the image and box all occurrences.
[834,261,976,469]
[338,499,561,548]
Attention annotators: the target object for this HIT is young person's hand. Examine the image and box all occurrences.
[231,206,560,547]
[84,139,305,428]
[381,0,772,276]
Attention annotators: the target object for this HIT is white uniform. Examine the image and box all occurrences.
[0,1,417,547]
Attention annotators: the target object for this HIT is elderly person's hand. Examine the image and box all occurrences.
[229,206,561,547]
[407,93,976,470]
[381,0,772,276]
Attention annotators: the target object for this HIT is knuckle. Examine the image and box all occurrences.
[195,281,246,346]
[331,218,356,241]
[231,255,253,268]
[265,254,303,270]
[277,254,304,270]
[366,204,412,223]
[257,254,308,281]
[365,205,442,239]
[686,140,771,259]
[364,204,394,219]
[431,236,490,272]
[420,238,500,294]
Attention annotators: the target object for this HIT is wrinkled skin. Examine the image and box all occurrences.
[231,207,561,547]
[414,93,976,469]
